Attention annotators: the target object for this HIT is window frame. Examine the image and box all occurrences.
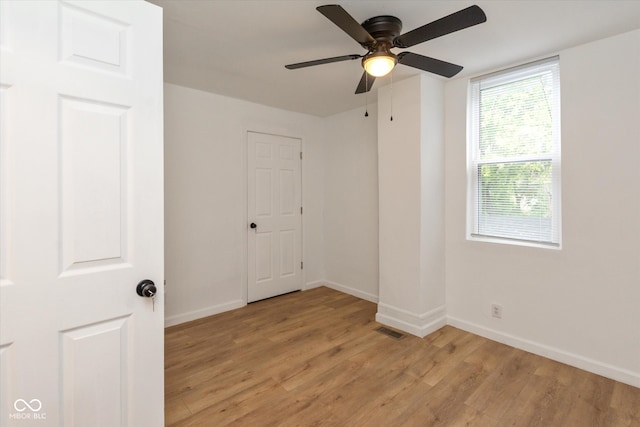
[466,56,562,249]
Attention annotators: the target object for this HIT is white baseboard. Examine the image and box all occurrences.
[304,280,325,290]
[376,303,447,338]
[447,316,640,388]
[322,280,379,303]
[164,299,245,328]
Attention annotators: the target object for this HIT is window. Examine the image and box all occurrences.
[468,57,561,247]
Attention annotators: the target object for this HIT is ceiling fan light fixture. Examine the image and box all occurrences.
[363,51,397,77]
[286,5,487,94]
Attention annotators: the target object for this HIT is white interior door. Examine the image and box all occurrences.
[0,1,164,426]
[248,132,302,303]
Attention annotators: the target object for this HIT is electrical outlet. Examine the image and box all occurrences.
[491,303,503,319]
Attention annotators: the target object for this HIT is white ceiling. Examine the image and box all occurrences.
[149,0,640,117]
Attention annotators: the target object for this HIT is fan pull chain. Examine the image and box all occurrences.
[390,71,393,121]
[364,72,369,117]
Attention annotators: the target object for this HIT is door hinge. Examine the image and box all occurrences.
[301,261,303,270]
[300,206,303,214]
[300,152,303,160]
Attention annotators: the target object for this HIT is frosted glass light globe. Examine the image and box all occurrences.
[363,55,396,77]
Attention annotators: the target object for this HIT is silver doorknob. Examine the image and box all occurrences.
[136,279,156,298]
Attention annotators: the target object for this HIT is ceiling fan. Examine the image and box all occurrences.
[285,4,487,94]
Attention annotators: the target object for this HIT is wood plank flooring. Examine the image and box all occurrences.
[165,287,640,426]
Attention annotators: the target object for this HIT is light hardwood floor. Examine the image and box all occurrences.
[165,287,640,426]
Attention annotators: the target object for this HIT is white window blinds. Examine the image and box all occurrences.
[468,57,561,247]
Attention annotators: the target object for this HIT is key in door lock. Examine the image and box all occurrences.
[136,279,157,298]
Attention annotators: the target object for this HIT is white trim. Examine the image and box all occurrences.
[471,56,560,86]
[164,300,245,328]
[447,316,640,388]
[304,280,325,290]
[467,56,561,247]
[323,280,378,303]
[376,303,446,338]
[241,127,249,304]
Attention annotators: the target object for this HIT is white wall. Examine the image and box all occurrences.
[322,105,379,302]
[377,77,424,315]
[164,83,326,326]
[418,76,446,318]
[445,30,640,386]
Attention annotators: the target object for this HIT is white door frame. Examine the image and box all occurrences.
[243,130,304,303]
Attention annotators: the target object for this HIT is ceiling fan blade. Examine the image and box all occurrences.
[317,5,375,47]
[355,71,376,94]
[393,5,486,48]
[397,52,463,78]
[285,54,361,70]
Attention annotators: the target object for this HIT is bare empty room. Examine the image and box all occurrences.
[1,1,639,426]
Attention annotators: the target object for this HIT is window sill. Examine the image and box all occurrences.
[467,234,561,250]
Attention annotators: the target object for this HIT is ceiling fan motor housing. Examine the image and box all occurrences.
[360,15,403,44]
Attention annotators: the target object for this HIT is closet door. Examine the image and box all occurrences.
[247,132,302,302]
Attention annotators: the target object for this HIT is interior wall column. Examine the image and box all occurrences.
[376,74,446,337]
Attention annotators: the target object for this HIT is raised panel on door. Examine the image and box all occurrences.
[279,169,295,216]
[60,316,130,426]
[255,232,273,283]
[279,230,295,278]
[0,343,14,424]
[255,168,272,218]
[59,96,130,274]
[59,1,130,76]
[0,84,12,288]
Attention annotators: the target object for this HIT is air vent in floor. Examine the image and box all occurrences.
[375,326,405,339]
